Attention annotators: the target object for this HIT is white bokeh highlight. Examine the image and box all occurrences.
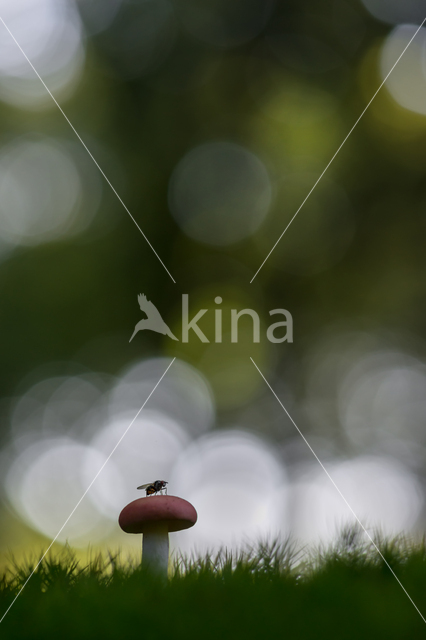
[0,0,85,108]
[168,142,272,246]
[3,358,215,546]
[90,410,189,517]
[109,358,215,437]
[170,430,288,553]
[338,350,426,449]
[290,456,423,544]
[3,350,426,554]
[380,24,426,116]
[97,0,176,78]
[361,0,426,26]
[0,137,101,251]
[5,438,119,545]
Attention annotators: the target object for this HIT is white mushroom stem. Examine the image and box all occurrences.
[142,525,169,575]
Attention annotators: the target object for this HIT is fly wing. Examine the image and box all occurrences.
[137,482,153,490]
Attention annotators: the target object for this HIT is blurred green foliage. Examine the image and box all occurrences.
[2,0,426,598]
[1,0,425,413]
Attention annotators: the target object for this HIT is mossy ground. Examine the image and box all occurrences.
[1,528,426,640]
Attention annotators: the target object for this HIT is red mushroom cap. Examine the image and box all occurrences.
[119,495,197,534]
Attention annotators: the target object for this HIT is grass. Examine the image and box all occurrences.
[1,527,426,639]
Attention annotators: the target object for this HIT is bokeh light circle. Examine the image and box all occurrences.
[109,358,215,437]
[0,0,84,108]
[76,0,123,35]
[96,0,176,78]
[380,24,426,116]
[10,372,107,445]
[361,0,426,25]
[338,350,426,449]
[290,456,423,544]
[170,430,288,552]
[0,137,88,247]
[5,438,120,545]
[177,0,275,49]
[90,410,189,515]
[168,142,272,246]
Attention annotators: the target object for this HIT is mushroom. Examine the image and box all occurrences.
[119,495,197,575]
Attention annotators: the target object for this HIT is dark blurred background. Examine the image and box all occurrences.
[1,0,426,563]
